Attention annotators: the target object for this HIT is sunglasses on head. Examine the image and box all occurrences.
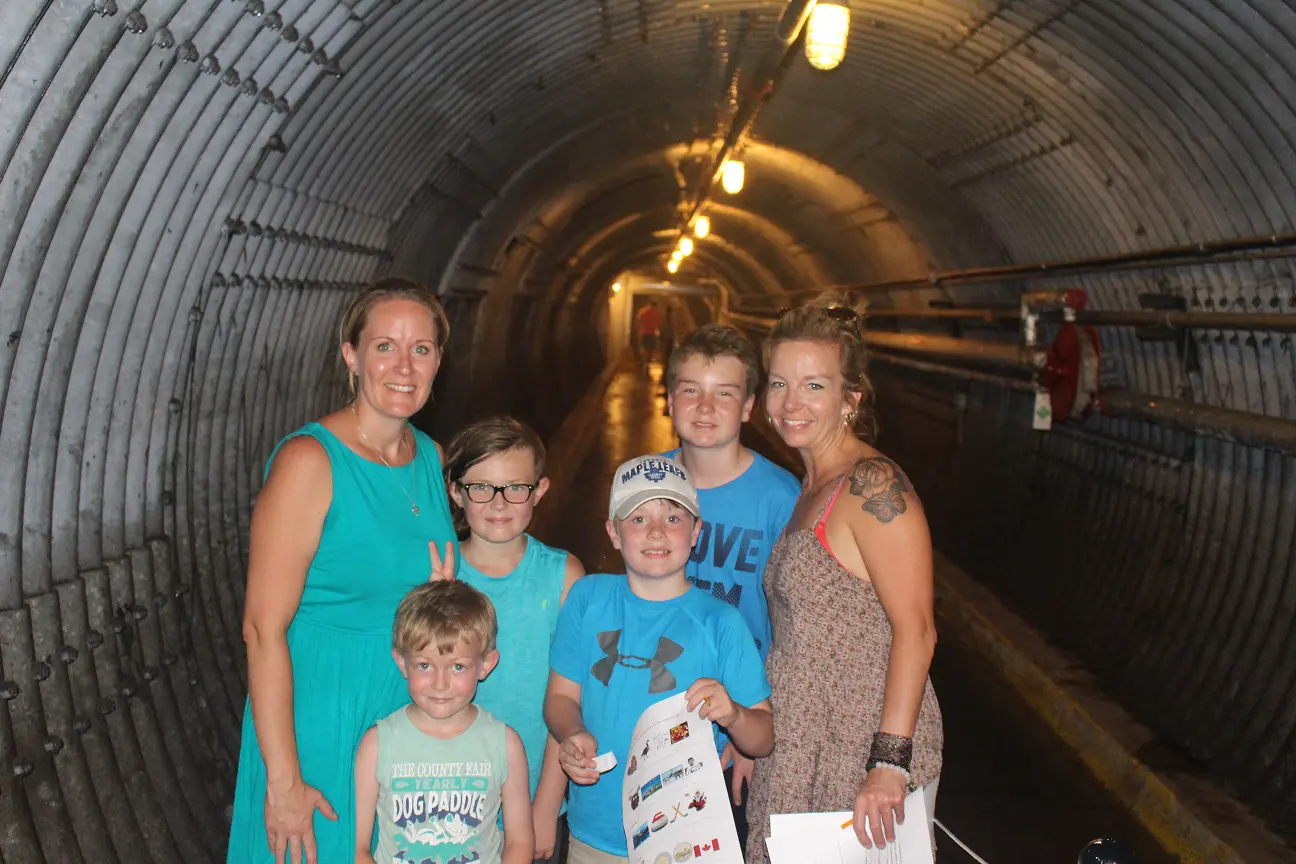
[776,304,860,322]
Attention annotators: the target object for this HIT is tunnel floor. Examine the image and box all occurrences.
[536,363,1175,864]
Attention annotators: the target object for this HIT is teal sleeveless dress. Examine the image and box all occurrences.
[226,422,457,863]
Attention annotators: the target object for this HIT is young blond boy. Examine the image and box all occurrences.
[355,581,534,864]
[544,455,774,863]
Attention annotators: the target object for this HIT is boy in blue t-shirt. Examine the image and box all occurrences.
[662,323,800,845]
[545,455,774,863]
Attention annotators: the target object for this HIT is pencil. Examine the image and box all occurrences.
[840,818,853,829]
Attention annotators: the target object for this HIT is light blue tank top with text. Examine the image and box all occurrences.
[374,706,508,864]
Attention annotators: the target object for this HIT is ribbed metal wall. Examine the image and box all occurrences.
[3,0,1296,857]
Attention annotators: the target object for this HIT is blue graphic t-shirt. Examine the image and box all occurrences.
[373,706,508,864]
[663,449,800,660]
[549,575,771,856]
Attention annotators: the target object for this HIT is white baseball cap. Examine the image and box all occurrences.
[608,455,700,521]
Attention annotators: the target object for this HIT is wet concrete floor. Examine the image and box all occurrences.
[538,365,1175,864]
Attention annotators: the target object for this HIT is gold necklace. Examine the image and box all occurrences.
[352,403,420,516]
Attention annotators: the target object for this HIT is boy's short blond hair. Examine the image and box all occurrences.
[392,581,497,656]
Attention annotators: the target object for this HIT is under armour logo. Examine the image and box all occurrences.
[591,631,683,693]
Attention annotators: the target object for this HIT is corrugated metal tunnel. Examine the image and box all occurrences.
[4,0,1296,859]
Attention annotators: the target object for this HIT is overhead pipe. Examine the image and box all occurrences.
[870,351,1037,392]
[1076,309,1296,332]
[725,310,1043,367]
[725,309,778,333]
[863,331,1045,369]
[734,303,1296,332]
[681,0,817,230]
[1098,389,1296,454]
[869,307,1296,332]
[835,232,1296,293]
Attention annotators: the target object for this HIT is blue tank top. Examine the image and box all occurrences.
[459,535,567,799]
[271,421,458,632]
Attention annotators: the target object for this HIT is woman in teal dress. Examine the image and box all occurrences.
[227,278,459,864]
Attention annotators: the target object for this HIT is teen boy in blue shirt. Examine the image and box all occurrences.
[544,455,774,863]
[663,324,800,847]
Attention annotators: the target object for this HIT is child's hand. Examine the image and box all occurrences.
[532,803,559,860]
[559,732,600,785]
[685,678,741,727]
[721,742,756,806]
[428,541,455,582]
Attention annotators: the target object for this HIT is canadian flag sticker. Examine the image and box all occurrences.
[694,838,720,857]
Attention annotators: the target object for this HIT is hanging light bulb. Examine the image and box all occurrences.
[721,160,745,194]
[694,216,710,238]
[805,2,850,70]
[678,236,694,257]
[667,258,680,274]
[671,249,683,262]
[611,282,622,293]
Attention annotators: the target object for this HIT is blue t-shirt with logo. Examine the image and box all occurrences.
[549,575,771,856]
[663,449,800,661]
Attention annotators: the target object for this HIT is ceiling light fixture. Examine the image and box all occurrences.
[721,160,745,194]
[805,2,851,70]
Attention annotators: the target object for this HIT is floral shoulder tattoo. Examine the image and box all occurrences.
[846,457,911,523]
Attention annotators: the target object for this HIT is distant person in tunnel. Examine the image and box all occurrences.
[661,323,800,851]
[744,297,944,862]
[633,299,662,370]
[445,416,587,862]
[228,278,460,864]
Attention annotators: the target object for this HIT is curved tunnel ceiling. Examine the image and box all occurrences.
[5,0,1296,858]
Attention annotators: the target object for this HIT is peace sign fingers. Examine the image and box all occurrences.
[428,541,456,582]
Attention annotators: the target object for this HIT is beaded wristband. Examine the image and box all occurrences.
[864,759,911,786]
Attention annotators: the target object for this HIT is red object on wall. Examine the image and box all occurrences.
[1041,322,1101,422]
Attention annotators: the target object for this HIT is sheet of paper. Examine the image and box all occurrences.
[621,693,741,864]
[765,786,933,864]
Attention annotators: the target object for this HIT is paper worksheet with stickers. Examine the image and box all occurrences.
[620,693,741,864]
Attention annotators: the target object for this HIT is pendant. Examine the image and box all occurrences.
[412,504,420,516]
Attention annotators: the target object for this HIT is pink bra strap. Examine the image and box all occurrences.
[812,477,847,554]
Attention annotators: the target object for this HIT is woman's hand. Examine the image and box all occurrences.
[685,678,739,727]
[850,767,907,850]
[428,541,455,582]
[264,777,337,864]
[559,732,600,785]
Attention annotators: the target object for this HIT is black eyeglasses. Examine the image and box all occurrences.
[459,482,538,505]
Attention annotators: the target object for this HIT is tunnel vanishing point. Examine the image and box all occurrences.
[5,0,1296,860]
